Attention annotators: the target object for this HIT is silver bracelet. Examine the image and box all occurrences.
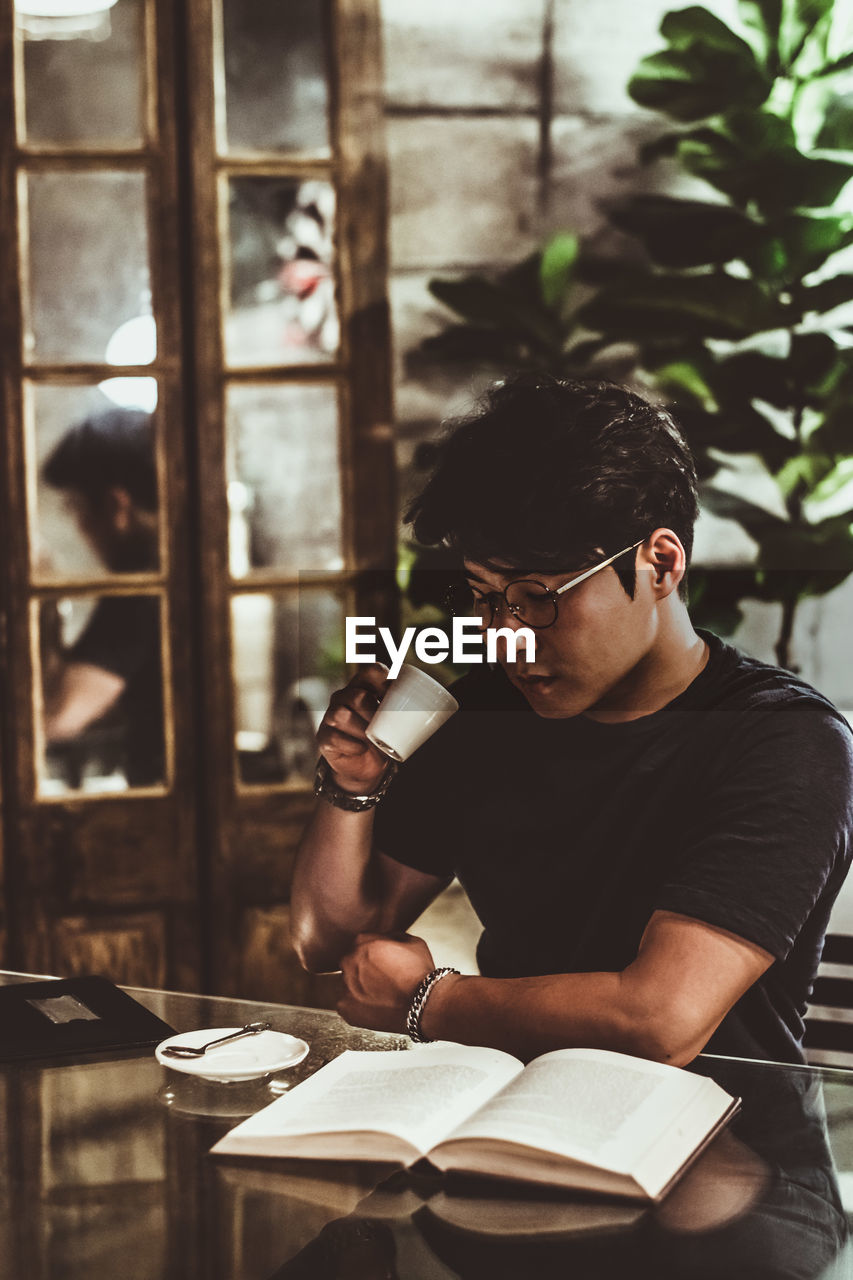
[313,756,397,812]
[406,966,460,1043]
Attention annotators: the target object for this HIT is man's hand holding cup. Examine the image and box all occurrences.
[317,663,392,795]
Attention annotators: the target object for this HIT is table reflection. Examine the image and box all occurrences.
[264,1061,850,1280]
[1,979,852,1279]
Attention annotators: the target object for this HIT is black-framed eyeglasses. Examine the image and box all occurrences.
[445,540,645,631]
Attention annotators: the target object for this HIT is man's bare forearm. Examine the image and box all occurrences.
[413,912,770,1065]
[293,665,449,975]
[417,969,695,1064]
[291,802,387,973]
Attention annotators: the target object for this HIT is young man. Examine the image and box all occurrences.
[41,407,163,786]
[292,377,853,1065]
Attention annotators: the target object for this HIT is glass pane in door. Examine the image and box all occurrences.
[226,382,343,577]
[36,593,166,794]
[23,170,153,365]
[28,382,161,580]
[219,0,330,156]
[17,0,146,147]
[224,177,337,367]
[231,587,346,785]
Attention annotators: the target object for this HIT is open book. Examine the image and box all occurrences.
[211,1043,738,1202]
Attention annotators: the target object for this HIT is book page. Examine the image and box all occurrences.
[442,1049,702,1170]
[215,1044,522,1158]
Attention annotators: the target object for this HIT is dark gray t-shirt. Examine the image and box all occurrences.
[374,633,853,1063]
[69,594,163,786]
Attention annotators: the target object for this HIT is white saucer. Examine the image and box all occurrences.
[155,1027,309,1082]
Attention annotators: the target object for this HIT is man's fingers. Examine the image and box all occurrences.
[336,995,356,1024]
[339,951,365,1000]
[329,683,381,716]
[349,663,391,696]
[316,726,371,758]
[324,698,374,737]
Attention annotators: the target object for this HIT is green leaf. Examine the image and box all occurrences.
[703,339,841,409]
[666,402,797,470]
[808,456,853,503]
[429,277,517,325]
[727,106,797,149]
[660,6,760,56]
[428,275,562,349]
[747,213,853,280]
[607,196,763,267]
[417,326,520,365]
[637,10,771,121]
[757,517,853,590]
[561,336,614,365]
[639,132,685,164]
[752,399,797,436]
[672,111,853,211]
[653,359,718,405]
[696,486,783,532]
[539,234,579,309]
[579,273,787,340]
[701,484,788,533]
[775,450,834,498]
[629,47,770,121]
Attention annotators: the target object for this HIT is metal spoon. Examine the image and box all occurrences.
[162,1021,271,1058]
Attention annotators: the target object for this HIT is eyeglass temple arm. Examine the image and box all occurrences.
[553,539,646,598]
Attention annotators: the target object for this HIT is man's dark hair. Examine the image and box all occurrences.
[42,408,157,511]
[406,375,699,598]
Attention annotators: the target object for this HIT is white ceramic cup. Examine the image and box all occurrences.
[365,664,458,762]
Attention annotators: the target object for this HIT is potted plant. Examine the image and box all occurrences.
[415,0,853,669]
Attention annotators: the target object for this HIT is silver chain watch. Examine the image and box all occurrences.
[313,756,398,812]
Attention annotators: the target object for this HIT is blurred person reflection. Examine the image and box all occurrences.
[41,407,163,787]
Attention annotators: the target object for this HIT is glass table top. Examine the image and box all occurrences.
[1,972,852,1279]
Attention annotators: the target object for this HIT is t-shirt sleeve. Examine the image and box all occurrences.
[655,703,853,960]
[68,595,160,684]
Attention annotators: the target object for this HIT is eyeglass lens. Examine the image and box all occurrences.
[448,581,557,629]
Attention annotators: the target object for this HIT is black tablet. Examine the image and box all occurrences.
[0,974,175,1063]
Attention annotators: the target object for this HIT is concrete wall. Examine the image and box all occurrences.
[378,0,853,710]
[380,0,677,482]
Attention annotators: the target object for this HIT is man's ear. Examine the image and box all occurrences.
[643,528,686,598]
[106,486,134,534]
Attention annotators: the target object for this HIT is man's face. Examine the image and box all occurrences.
[64,487,157,572]
[462,555,660,719]
[64,490,120,566]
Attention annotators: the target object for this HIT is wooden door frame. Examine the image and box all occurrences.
[185,0,397,1001]
[0,0,202,988]
[0,0,397,1000]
